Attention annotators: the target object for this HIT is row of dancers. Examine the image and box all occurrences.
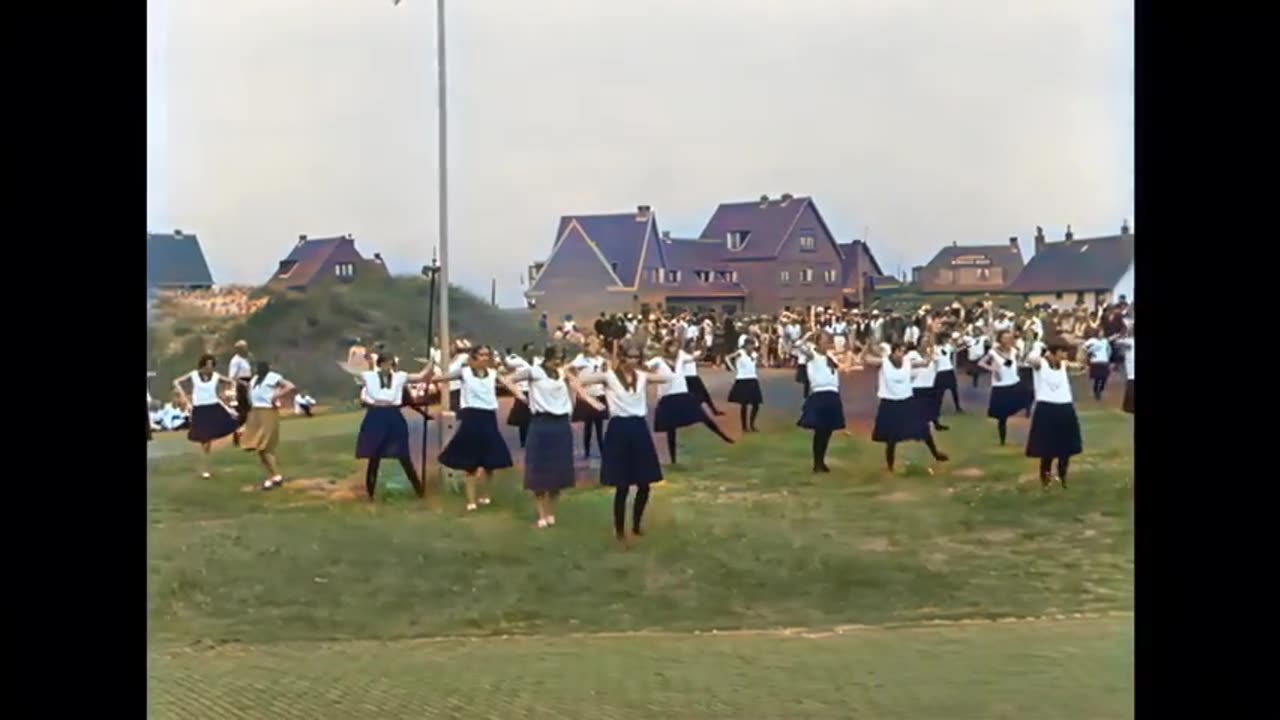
[166,323,1133,543]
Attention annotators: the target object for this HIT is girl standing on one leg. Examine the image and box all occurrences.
[240,361,296,490]
[933,333,962,414]
[1024,343,1086,488]
[724,338,764,433]
[1082,329,1112,402]
[1018,330,1047,418]
[648,338,734,465]
[862,343,949,473]
[173,354,239,478]
[435,346,521,512]
[356,353,432,500]
[907,338,948,433]
[577,346,672,547]
[503,344,536,449]
[511,346,604,528]
[796,332,858,473]
[978,330,1028,446]
[570,336,610,459]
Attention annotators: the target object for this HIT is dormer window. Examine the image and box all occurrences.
[716,270,738,283]
[664,270,681,284]
[276,260,298,278]
[726,231,750,251]
[694,270,712,283]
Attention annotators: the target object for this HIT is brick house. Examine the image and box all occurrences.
[1006,223,1135,310]
[910,237,1026,296]
[266,234,390,292]
[524,195,883,319]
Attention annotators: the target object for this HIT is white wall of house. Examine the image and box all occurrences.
[1111,262,1134,304]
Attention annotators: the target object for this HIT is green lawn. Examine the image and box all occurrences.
[148,407,1133,718]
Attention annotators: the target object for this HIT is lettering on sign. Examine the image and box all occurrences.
[950,254,993,267]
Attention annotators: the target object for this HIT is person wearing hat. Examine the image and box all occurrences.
[227,340,253,445]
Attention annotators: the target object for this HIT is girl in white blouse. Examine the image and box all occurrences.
[240,361,296,490]
[647,338,734,465]
[433,346,523,512]
[795,332,859,473]
[1116,326,1134,415]
[724,338,764,433]
[1024,342,1086,488]
[862,342,949,473]
[569,335,611,459]
[356,352,433,500]
[978,330,1029,447]
[172,354,239,478]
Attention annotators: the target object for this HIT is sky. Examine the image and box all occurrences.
[147,0,1133,307]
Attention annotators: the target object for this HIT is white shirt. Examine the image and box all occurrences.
[877,358,914,401]
[994,318,1014,333]
[1020,340,1047,368]
[785,323,802,341]
[361,370,409,405]
[965,337,987,361]
[733,351,759,380]
[904,325,920,346]
[1118,337,1135,380]
[1034,361,1074,404]
[571,353,607,396]
[934,345,955,373]
[986,349,1021,387]
[505,354,531,392]
[1083,338,1112,364]
[807,353,840,394]
[294,394,315,412]
[447,353,469,393]
[186,371,225,406]
[647,355,690,397]
[525,365,572,416]
[681,351,700,378]
[738,334,750,349]
[906,350,936,389]
[601,370,649,418]
[248,372,286,408]
[684,323,699,342]
[228,354,252,380]
[457,366,498,410]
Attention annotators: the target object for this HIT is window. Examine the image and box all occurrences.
[717,270,738,283]
[799,235,816,252]
[800,268,814,284]
[937,269,955,284]
[780,270,791,284]
[334,262,355,278]
[1076,292,1086,304]
[665,270,681,284]
[1054,291,1065,300]
[727,231,750,251]
[823,269,838,284]
[276,261,298,278]
[977,268,991,281]
[694,270,712,283]
[647,268,660,284]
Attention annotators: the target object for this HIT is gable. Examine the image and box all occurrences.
[147,233,214,288]
[528,222,625,295]
[776,201,842,258]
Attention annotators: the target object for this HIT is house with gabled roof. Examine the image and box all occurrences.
[524,195,884,319]
[1006,223,1135,310]
[147,230,214,290]
[910,237,1026,296]
[266,234,390,292]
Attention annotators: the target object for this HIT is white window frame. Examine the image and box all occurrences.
[726,231,749,251]
[799,235,816,252]
[779,270,791,284]
[801,268,814,284]
[695,270,712,284]
[823,269,837,285]
[665,269,681,284]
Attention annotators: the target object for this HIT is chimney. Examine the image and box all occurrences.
[298,234,308,246]
[1121,219,1131,236]
[1064,225,1074,242]
[952,241,958,247]
[1034,226,1046,254]
[780,192,794,205]
[661,230,671,241]
[373,253,384,263]
[173,229,183,237]
[636,205,651,221]
[759,194,769,207]
[1008,236,1020,253]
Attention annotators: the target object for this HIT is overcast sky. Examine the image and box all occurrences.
[147,0,1133,307]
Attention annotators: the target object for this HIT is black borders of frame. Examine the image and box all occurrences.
[11,0,1253,715]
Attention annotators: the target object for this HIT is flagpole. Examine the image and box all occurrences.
[433,0,453,474]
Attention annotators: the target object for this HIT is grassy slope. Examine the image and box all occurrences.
[146,275,540,404]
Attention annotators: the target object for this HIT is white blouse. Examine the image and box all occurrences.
[505,354,531,392]
[459,366,498,411]
[526,365,572,416]
[361,370,409,405]
[807,353,840,394]
[1084,338,1112,364]
[447,353,469,392]
[877,359,914,401]
[1034,361,1074,404]
[248,372,286,408]
[986,349,1021,387]
[648,355,690,397]
[906,350,936,389]
[228,354,252,381]
[733,351,758,380]
[965,337,987,361]
[571,353,607,396]
[187,371,225,407]
[934,345,955,373]
[601,370,650,417]
[1119,337,1135,380]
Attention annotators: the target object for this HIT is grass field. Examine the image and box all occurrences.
[148,405,1133,718]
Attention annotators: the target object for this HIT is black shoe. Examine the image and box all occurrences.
[934,423,950,431]
[934,453,950,463]
[632,527,645,537]
[814,464,831,473]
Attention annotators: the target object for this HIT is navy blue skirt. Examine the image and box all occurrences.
[524,414,575,493]
[797,390,846,431]
[872,397,929,443]
[686,376,713,406]
[654,393,704,432]
[355,406,411,459]
[988,383,1029,420]
[600,416,664,488]
[187,404,239,443]
[1123,379,1134,414]
[449,388,462,411]
[439,408,514,472]
[1025,402,1083,458]
[1089,362,1110,381]
[912,387,941,423]
[728,378,763,405]
[934,369,957,392]
[795,364,808,384]
[506,397,531,427]
[571,396,610,422]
